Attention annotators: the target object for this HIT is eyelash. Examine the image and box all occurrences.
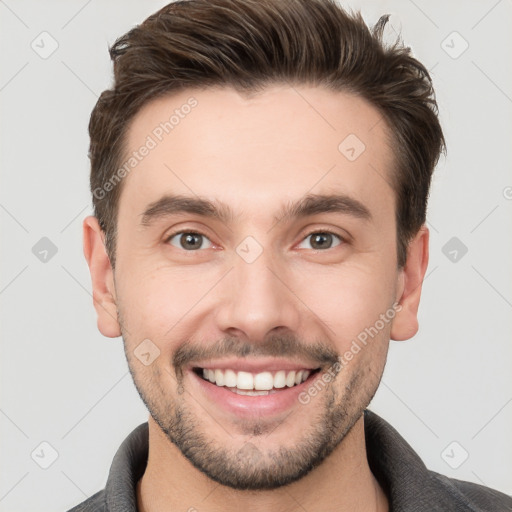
[164,229,345,251]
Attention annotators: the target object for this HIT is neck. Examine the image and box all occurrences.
[137,414,389,512]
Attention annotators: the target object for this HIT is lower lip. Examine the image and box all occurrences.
[189,370,319,418]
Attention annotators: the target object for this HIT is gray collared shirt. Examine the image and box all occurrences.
[67,410,512,511]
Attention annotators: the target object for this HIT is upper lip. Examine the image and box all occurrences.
[190,357,321,373]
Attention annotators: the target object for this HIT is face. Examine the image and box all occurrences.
[85,85,427,490]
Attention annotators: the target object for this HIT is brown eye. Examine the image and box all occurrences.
[167,232,212,250]
[297,232,342,250]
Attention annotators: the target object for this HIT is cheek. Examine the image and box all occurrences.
[115,264,221,345]
[293,261,396,346]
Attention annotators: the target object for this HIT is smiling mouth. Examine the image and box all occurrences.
[193,367,321,396]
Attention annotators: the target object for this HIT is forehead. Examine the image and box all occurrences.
[119,85,395,224]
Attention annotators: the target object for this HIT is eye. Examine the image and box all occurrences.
[166,231,213,251]
[297,231,343,250]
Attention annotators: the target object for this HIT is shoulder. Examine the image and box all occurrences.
[66,489,106,512]
[428,471,512,511]
[363,409,512,511]
[64,422,148,512]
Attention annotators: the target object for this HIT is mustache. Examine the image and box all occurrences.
[173,332,339,375]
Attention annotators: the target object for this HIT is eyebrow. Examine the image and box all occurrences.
[140,193,372,227]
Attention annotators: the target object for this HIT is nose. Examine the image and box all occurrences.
[214,248,301,343]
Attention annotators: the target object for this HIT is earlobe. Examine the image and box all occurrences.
[390,226,429,341]
[83,216,121,338]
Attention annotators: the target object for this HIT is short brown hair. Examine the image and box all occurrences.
[89,0,445,268]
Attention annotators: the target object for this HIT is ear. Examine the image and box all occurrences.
[83,216,121,338]
[390,226,429,341]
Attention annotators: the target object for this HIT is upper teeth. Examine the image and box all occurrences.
[202,369,311,390]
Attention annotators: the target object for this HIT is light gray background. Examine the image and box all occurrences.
[1,0,511,510]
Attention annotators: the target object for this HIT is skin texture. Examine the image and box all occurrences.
[83,85,429,512]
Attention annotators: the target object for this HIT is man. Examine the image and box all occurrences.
[70,0,512,510]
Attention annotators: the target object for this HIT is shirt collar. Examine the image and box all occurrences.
[101,410,468,511]
[105,422,148,512]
